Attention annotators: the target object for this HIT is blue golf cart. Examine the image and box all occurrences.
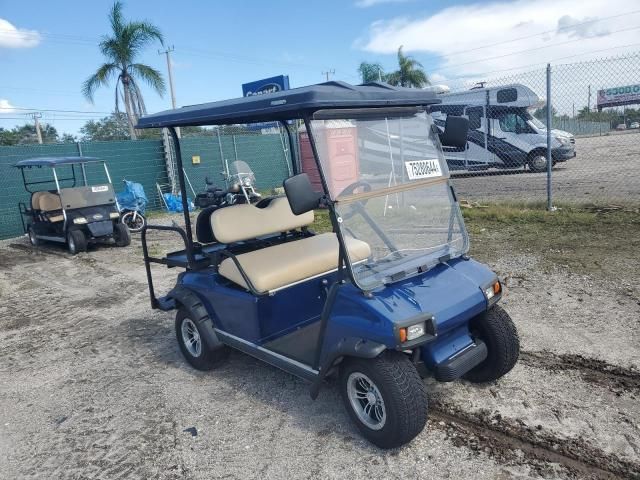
[138,82,519,449]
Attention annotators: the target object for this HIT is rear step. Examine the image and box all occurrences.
[434,339,487,382]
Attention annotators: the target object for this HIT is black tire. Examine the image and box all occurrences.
[464,304,520,383]
[67,229,87,255]
[121,211,146,233]
[339,351,428,449]
[27,226,40,246]
[528,151,548,173]
[113,222,131,247]
[175,302,228,371]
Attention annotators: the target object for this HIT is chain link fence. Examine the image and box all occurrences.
[440,52,640,207]
[1,52,639,240]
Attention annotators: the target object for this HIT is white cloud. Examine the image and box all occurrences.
[0,18,40,48]
[356,0,640,79]
[355,0,410,8]
[0,99,17,113]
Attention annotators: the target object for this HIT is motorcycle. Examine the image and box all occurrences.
[116,179,148,233]
[194,160,261,209]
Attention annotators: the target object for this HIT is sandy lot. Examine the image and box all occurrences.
[0,216,639,479]
[450,131,640,204]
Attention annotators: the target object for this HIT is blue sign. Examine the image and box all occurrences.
[242,75,290,97]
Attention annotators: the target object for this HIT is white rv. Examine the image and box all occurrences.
[430,84,575,172]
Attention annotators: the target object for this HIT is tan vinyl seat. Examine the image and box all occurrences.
[218,232,371,293]
[211,196,371,293]
[37,192,64,223]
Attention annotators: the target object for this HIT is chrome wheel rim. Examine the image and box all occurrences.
[181,318,202,357]
[531,155,547,171]
[347,372,386,430]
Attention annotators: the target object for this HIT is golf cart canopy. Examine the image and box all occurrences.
[136,81,442,128]
[15,157,102,168]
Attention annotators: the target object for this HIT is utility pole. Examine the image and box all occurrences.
[322,69,335,82]
[159,45,180,137]
[587,84,592,112]
[29,112,43,144]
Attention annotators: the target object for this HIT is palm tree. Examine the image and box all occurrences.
[358,61,386,83]
[386,46,430,88]
[82,1,165,139]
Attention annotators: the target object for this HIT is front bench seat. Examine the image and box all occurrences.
[218,232,371,293]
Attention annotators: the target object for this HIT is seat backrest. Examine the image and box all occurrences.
[38,192,62,212]
[211,196,314,244]
[31,191,45,210]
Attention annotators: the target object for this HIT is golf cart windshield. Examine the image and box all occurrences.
[310,108,469,290]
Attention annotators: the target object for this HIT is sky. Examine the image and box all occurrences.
[1,0,640,135]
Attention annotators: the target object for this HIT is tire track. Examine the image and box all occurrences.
[429,402,639,479]
[520,350,640,394]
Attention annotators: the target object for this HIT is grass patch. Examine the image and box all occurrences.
[311,209,332,233]
[462,202,640,277]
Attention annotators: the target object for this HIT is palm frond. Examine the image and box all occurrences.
[129,63,166,96]
[82,63,118,101]
[109,1,125,37]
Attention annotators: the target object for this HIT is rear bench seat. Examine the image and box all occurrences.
[212,197,371,293]
[33,191,64,222]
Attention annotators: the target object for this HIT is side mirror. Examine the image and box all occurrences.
[283,173,321,215]
[440,116,469,148]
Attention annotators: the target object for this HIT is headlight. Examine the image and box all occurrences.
[109,212,120,219]
[73,217,88,224]
[483,281,502,304]
[555,136,569,146]
[399,322,426,342]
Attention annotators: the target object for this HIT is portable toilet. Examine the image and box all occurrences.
[298,120,359,196]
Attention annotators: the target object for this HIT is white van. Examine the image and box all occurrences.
[430,84,575,172]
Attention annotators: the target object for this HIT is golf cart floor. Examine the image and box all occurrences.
[262,320,321,367]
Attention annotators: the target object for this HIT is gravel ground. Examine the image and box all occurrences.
[0,224,639,479]
[450,131,640,204]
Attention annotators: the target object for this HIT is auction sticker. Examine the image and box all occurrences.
[91,185,109,192]
[405,159,442,180]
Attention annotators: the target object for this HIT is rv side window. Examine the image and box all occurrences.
[496,112,531,134]
[467,107,483,130]
[497,88,518,103]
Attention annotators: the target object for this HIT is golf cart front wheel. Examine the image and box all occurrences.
[464,304,520,383]
[175,306,228,371]
[113,223,131,247]
[67,230,87,255]
[339,351,428,449]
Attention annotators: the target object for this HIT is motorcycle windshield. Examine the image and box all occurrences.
[229,160,256,186]
[310,107,469,291]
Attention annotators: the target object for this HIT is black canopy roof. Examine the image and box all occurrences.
[15,156,102,168]
[137,81,441,128]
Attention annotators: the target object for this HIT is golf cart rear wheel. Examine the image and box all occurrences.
[67,230,87,255]
[113,222,131,247]
[464,304,520,383]
[339,351,428,449]
[175,307,228,371]
[27,226,40,246]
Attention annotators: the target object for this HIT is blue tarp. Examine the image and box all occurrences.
[162,192,195,213]
[116,180,148,214]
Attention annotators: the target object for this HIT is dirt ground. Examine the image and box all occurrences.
[1,208,639,479]
[450,130,640,204]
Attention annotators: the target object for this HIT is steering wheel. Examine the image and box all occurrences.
[337,181,372,221]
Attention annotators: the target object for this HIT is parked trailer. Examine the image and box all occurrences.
[430,84,576,173]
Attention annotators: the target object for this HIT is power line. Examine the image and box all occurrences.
[436,25,640,72]
[0,106,112,114]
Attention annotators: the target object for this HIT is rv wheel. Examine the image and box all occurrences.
[528,154,548,173]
